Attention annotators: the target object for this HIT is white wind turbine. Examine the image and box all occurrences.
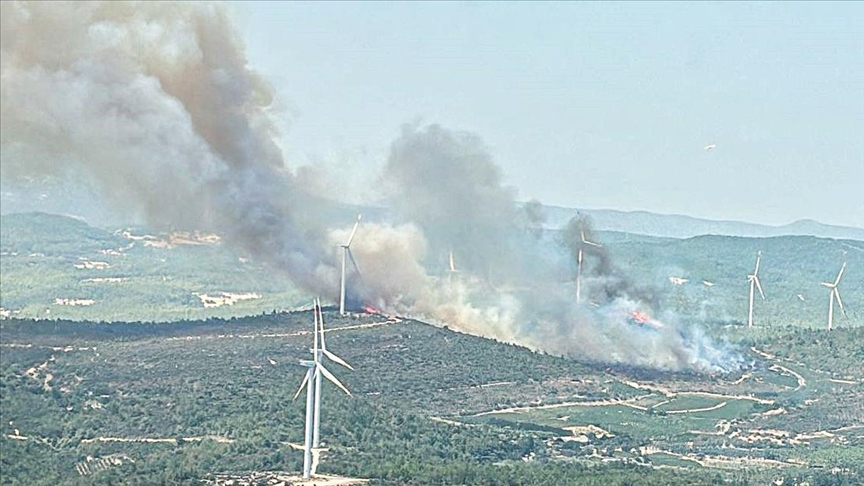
[446,248,460,283]
[747,251,765,328]
[339,214,362,316]
[293,300,353,479]
[575,223,602,305]
[821,262,847,331]
[312,299,353,448]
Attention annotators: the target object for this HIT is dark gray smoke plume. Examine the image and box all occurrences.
[560,215,659,307]
[385,124,521,279]
[1,2,741,373]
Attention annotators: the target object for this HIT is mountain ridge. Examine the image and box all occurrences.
[540,206,864,241]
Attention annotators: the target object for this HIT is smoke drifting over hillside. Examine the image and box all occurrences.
[0,1,330,290]
[1,1,741,373]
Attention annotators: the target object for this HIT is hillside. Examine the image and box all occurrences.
[1,311,862,485]
[596,232,864,329]
[1,212,863,484]
[0,212,305,322]
[2,212,860,330]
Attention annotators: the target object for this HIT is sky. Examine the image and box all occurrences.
[229,1,864,228]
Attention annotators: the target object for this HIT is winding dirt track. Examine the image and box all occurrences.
[769,364,806,391]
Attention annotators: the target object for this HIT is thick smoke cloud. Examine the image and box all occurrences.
[1,1,741,373]
[0,1,328,290]
[379,126,740,372]
[384,124,519,279]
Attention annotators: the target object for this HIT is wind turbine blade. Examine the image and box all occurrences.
[754,252,761,275]
[449,250,456,273]
[834,262,846,286]
[347,248,362,278]
[820,282,834,288]
[754,277,765,300]
[322,348,355,370]
[293,372,309,401]
[318,364,351,396]
[317,298,327,352]
[580,228,587,243]
[835,289,846,316]
[313,300,319,358]
[584,239,602,248]
[345,214,362,247]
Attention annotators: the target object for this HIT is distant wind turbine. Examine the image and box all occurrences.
[747,251,765,328]
[339,215,362,316]
[703,143,716,151]
[446,249,460,283]
[820,262,847,331]
[575,223,602,305]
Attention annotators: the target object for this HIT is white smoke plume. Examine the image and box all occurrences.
[1,1,742,373]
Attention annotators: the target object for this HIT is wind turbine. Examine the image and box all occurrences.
[339,214,362,316]
[821,262,847,331]
[449,249,457,274]
[747,251,765,328]
[446,248,461,283]
[312,299,353,448]
[293,300,353,479]
[575,222,601,305]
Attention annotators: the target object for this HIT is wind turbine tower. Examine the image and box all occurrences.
[293,300,353,479]
[575,223,601,305]
[296,359,316,478]
[747,251,765,328]
[821,262,847,331]
[339,215,362,316]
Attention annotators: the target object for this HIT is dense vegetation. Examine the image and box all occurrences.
[2,312,862,485]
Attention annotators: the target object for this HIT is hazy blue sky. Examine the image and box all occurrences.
[231,1,863,228]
